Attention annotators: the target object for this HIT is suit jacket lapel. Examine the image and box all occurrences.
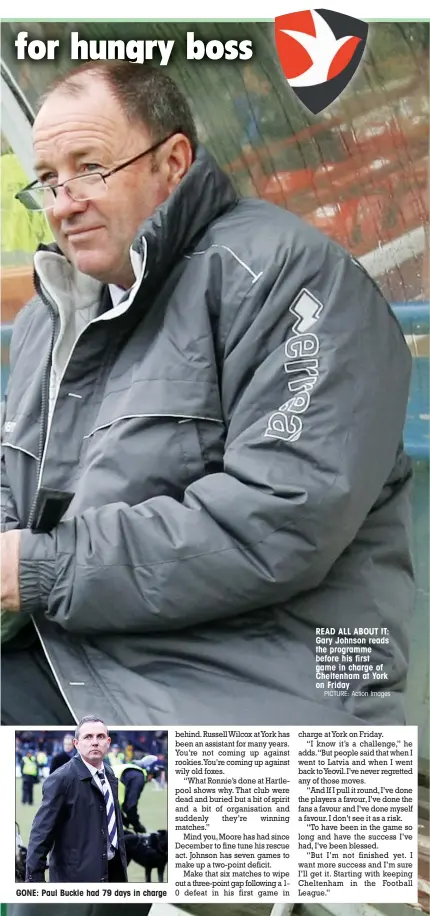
[105,768,122,830]
[72,754,104,797]
[105,766,118,793]
[90,775,104,797]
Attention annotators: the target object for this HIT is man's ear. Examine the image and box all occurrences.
[163,134,193,191]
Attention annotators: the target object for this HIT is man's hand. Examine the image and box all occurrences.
[1,530,21,611]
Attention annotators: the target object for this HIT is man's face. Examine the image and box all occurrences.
[32,78,175,287]
[63,735,74,753]
[74,721,111,767]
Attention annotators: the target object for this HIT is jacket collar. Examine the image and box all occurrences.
[34,145,237,307]
[72,753,112,781]
[131,143,237,285]
[80,756,105,778]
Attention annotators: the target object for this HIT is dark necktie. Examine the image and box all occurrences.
[97,770,118,849]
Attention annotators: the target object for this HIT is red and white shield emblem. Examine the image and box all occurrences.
[274,9,368,114]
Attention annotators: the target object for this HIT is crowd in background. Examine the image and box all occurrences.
[16,730,168,783]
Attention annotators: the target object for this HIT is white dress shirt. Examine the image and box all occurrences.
[80,757,117,860]
[108,284,129,308]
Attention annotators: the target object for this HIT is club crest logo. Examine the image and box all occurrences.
[274,8,368,114]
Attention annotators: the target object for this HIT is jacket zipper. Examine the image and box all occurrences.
[26,269,57,529]
[32,618,79,723]
[23,273,80,722]
[30,239,149,502]
[24,249,148,720]
[24,246,149,718]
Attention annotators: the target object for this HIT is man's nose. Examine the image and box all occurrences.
[50,185,89,220]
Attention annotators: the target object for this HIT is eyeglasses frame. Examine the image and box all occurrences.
[14,132,176,211]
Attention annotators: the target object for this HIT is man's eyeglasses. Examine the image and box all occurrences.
[14,133,175,212]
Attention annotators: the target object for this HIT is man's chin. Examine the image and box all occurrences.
[69,248,112,282]
[85,751,103,763]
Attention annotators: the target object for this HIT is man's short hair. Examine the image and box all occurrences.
[74,715,109,740]
[37,61,198,156]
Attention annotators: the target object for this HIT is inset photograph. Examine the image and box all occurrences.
[15,717,168,883]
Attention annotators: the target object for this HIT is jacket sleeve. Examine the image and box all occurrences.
[25,772,65,881]
[18,250,412,633]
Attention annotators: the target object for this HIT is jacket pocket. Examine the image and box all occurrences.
[176,416,225,480]
[73,411,225,512]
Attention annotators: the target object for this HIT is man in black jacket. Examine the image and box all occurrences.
[25,716,128,882]
[112,755,165,833]
[49,733,75,773]
[1,61,414,728]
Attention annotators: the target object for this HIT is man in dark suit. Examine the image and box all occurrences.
[25,716,128,883]
[49,733,75,773]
